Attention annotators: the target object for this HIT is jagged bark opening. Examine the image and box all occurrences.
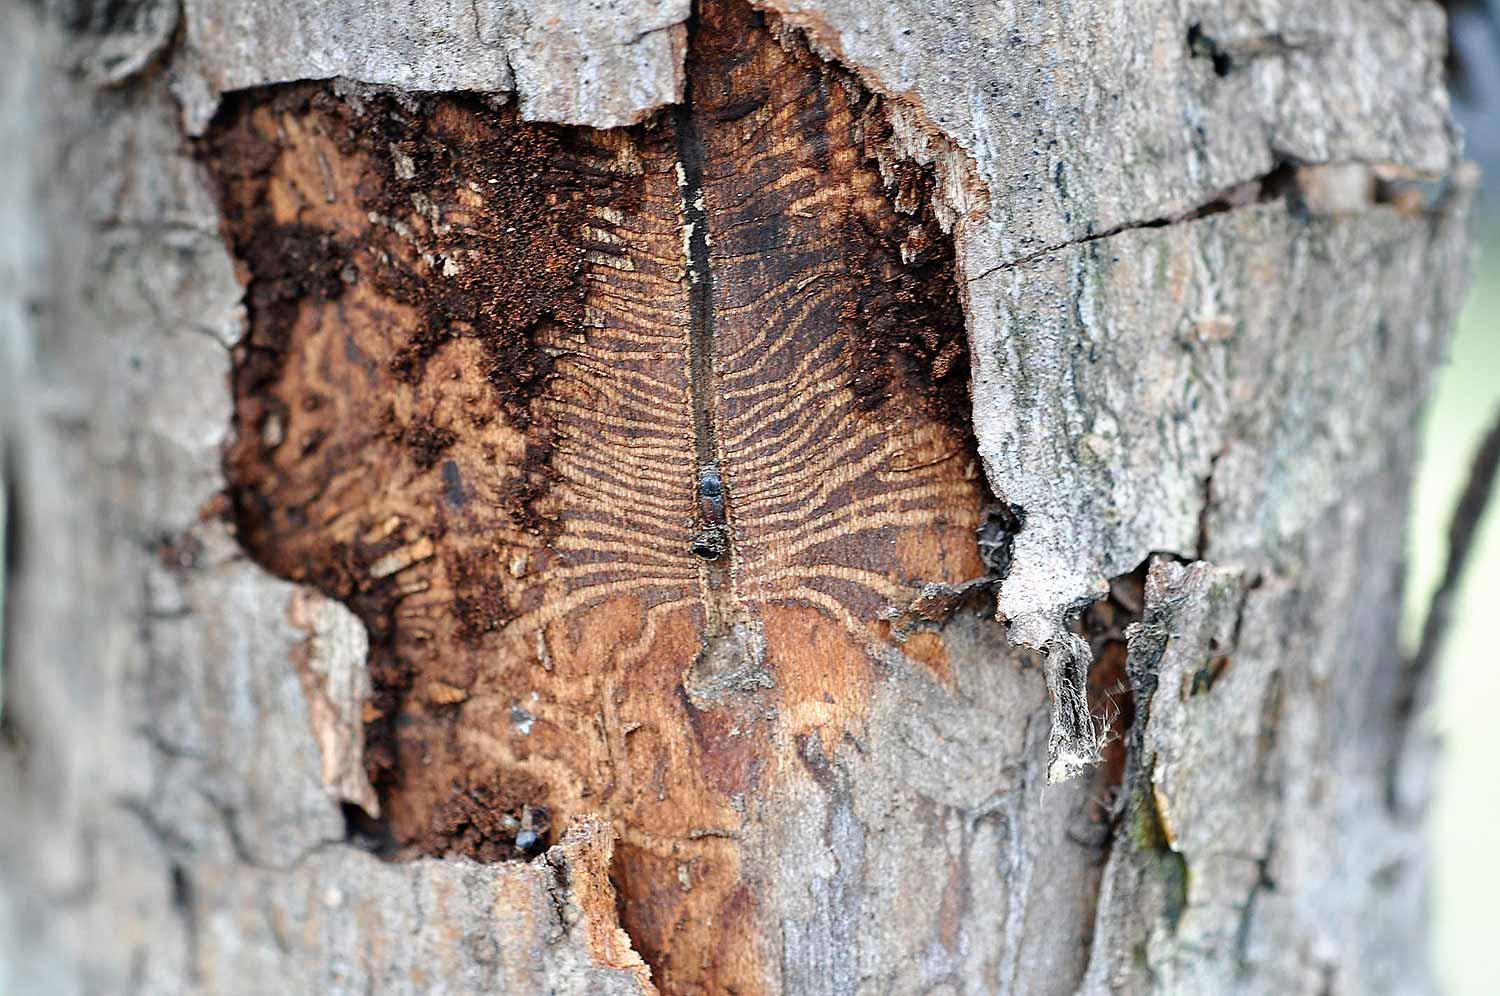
[197,2,1007,988]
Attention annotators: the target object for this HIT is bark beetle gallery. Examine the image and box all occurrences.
[203,1,992,988]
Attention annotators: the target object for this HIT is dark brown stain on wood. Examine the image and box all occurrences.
[201,1,984,991]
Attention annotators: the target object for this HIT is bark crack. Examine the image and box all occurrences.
[964,157,1466,287]
[965,163,1299,285]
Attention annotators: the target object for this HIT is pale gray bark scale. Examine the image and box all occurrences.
[174,0,689,133]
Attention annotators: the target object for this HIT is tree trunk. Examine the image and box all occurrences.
[0,1,1474,993]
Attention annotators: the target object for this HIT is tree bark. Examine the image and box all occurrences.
[0,1,1474,994]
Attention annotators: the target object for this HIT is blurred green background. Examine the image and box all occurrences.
[1409,212,1499,996]
[1414,10,1500,988]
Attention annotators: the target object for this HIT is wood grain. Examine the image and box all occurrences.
[204,2,983,989]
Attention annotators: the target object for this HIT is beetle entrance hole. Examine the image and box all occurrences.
[692,527,726,561]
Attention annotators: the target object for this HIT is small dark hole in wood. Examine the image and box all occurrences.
[341,801,396,855]
[1187,23,1234,77]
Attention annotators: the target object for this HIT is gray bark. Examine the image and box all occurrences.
[0,1,1473,994]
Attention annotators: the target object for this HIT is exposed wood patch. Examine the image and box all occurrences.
[200,1,983,989]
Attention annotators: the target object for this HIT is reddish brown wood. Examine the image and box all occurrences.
[203,3,985,988]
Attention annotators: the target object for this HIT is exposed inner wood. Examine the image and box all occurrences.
[203,1,983,990]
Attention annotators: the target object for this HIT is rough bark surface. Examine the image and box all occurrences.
[0,0,1473,994]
